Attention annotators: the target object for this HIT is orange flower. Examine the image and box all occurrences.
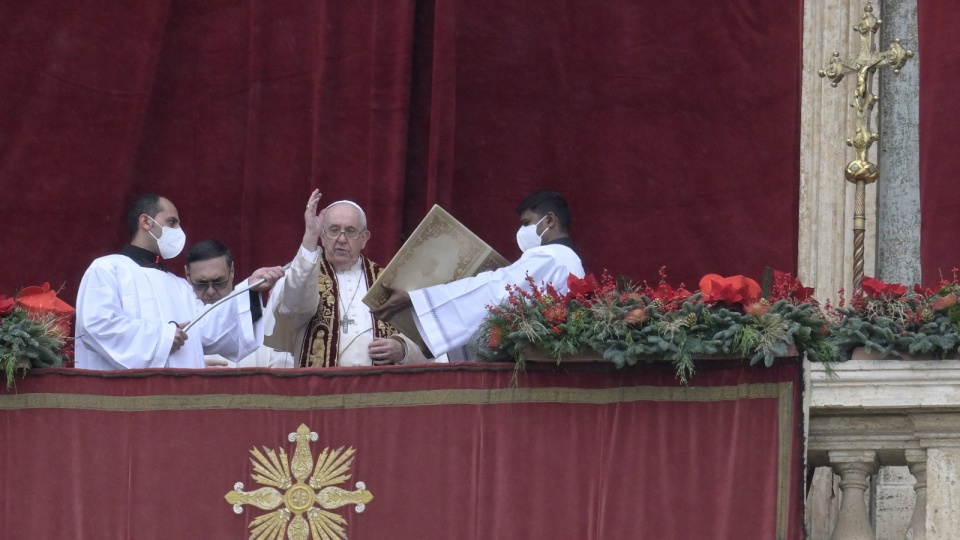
[930,293,958,312]
[624,308,649,325]
[487,326,503,349]
[543,304,568,325]
[744,302,770,317]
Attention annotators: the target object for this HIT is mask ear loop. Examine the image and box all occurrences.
[536,214,550,238]
[145,215,161,242]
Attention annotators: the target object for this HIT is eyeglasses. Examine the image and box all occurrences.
[323,226,363,240]
[189,279,230,292]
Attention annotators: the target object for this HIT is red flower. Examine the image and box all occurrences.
[0,295,14,317]
[641,267,693,310]
[699,274,761,306]
[862,277,907,298]
[772,270,815,302]
[567,273,599,298]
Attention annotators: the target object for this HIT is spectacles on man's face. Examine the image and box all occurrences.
[189,279,230,292]
[322,226,363,240]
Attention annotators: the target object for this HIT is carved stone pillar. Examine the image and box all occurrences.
[829,450,878,540]
[925,448,960,540]
[799,0,878,300]
[904,449,927,540]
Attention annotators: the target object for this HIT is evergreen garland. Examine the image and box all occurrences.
[0,309,68,388]
[476,271,836,383]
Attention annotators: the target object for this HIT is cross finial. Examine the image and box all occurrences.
[817,3,914,294]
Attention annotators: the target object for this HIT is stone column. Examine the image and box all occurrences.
[808,466,843,539]
[904,449,927,540]
[829,450,879,540]
[799,0,878,302]
[925,448,960,540]
[876,0,920,285]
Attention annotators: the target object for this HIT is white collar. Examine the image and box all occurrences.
[335,257,364,276]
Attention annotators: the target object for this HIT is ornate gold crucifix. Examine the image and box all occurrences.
[818,4,913,294]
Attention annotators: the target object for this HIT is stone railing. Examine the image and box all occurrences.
[807,358,960,539]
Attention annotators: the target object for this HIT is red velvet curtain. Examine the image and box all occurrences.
[0,0,801,304]
[0,362,804,538]
[918,2,960,285]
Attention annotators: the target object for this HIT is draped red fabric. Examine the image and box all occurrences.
[918,2,960,285]
[0,362,803,538]
[0,0,419,298]
[433,1,802,286]
[0,0,801,306]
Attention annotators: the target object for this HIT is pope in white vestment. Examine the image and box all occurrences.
[264,194,429,367]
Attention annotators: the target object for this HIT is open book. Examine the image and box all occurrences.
[362,205,509,351]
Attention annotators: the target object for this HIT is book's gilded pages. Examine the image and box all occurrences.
[362,205,509,351]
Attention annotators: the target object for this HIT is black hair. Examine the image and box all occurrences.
[126,193,164,240]
[515,190,571,231]
[185,239,234,268]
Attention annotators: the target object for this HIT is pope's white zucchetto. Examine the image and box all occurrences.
[324,200,367,228]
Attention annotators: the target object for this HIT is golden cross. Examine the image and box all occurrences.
[818,4,913,294]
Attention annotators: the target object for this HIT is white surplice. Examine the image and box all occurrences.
[409,242,584,358]
[75,254,263,370]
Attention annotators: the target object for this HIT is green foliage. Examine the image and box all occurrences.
[0,309,68,388]
[478,272,960,382]
[476,275,838,383]
[826,278,960,360]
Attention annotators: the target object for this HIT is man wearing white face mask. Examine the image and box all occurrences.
[75,193,286,370]
[373,190,585,360]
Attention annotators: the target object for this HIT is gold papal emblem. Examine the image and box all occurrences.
[225,424,373,540]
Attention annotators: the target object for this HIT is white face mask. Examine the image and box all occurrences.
[148,216,186,259]
[516,215,547,253]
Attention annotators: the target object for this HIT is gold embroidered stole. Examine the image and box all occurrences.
[298,256,399,367]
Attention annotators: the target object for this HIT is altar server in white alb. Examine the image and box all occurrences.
[184,239,293,368]
[373,190,585,360]
[75,194,285,370]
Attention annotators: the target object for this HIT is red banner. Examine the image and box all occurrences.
[1,361,803,539]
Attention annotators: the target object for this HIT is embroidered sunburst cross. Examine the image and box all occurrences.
[225,424,373,540]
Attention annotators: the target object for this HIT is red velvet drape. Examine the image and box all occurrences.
[0,362,804,539]
[0,1,802,305]
[918,1,960,285]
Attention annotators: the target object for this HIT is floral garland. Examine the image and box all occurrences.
[475,267,960,382]
[475,268,835,383]
[826,272,960,360]
[0,292,71,388]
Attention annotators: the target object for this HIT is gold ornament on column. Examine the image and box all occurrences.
[818,3,913,294]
